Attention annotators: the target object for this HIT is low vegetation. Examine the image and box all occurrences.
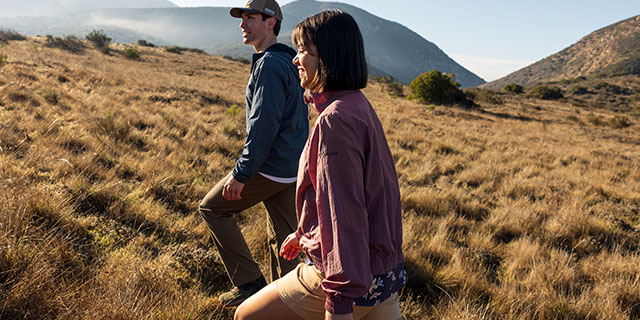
[0,29,26,43]
[165,46,206,55]
[373,75,405,98]
[44,35,85,54]
[137,39,156,47]
[0,53,7,67]
[86,30,112,54]
[122,47,141,60]
[502,83,524,94]
[0,37,639,320]
[409,70,470,107]
[529,84,564,100]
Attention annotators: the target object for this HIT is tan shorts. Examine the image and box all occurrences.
[275,263,402,320]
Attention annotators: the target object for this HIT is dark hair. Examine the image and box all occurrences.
[292,10,367,92]
[261,14,281,36]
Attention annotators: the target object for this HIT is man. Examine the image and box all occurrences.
[198,0,308,307]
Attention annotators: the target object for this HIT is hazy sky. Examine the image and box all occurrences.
[172,0,640,81]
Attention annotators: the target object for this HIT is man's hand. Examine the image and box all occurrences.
[222,176,245,201]
[325,311,353,320]
[280,233,301,261]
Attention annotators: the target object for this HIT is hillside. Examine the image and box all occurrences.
[485,15,640,90]
[0,0,485,87]
[1,35,640,319]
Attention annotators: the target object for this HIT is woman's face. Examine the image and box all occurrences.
[292,43,319,90]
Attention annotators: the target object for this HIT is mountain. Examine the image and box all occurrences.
[214,0,486,87]
[0,0,178,18]
[0,0,485,87]
[484,15,640,90]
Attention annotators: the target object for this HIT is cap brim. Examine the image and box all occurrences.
[230,7,264,18]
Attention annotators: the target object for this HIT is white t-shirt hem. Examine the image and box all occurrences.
[258,172,297,184]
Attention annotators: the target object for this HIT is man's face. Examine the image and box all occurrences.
[239,11,273,47]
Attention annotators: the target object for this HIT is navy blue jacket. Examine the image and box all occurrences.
[232,43,309,183]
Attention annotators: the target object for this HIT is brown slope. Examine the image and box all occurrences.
[484,15,640,90]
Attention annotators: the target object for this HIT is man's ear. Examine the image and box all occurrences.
[267,17,275,30]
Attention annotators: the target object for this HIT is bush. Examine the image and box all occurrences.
[137,39,155,47]
[122,47,140,60]
[86,30,111,53]
[165,46,205,55]
[595,82,623,94]
[44,35,85,53]
[0,29,26,43]
[375,75,405,98]
[465,88,505,105]
[223,55,250,65]
[0,53,7,67]
[503,83,524,94]
[42,90,60,104]
[568,86,588,95]
[530,85,563,100]
[409,70,469,106]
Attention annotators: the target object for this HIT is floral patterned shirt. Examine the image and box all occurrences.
[354,262,406,306]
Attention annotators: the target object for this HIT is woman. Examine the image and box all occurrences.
[235,10,405,320]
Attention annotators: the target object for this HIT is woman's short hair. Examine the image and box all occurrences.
[292,10,368,92]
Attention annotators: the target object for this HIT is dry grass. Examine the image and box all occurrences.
[1,37,639,319]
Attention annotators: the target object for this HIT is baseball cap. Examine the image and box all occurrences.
[230,0,283,22]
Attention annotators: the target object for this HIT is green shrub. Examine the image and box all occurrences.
[530,85,563,100]
[595,82,623,94]
[137,39,155,47]
[0,53,7,67]
[44,35,85,53]
[122,47,140,60]
[408,70,469,106]
[165,46,183,54]
[568,86,588,95]
[559,76,586,85]
[42,90,60,104]
[503,83,524,94]
[0,29,26,43]
[165,46,205,55]
[226,104,241,117]
[86,30,111,53]
[375,75,405,98]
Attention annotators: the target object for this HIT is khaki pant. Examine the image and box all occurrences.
[199,173,298,286]
[276,263,402,320]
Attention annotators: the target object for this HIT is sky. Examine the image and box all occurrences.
[171,0,640,81]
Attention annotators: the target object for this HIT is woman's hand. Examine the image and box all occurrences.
[279,233,301,261]
[325,311,353,320]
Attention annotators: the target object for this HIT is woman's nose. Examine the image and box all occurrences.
[292,55,299,65]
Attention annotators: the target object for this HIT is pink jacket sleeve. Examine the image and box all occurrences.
[315,113,372,314]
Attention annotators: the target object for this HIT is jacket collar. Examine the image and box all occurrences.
[251,43,296,66]
[305,90,354,114]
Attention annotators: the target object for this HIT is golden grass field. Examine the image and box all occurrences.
[1,36,639,319]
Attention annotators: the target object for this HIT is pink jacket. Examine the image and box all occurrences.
[295,90,403,314]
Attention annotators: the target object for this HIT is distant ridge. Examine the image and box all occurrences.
[0,0,485,87]
[484,14,640,90]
